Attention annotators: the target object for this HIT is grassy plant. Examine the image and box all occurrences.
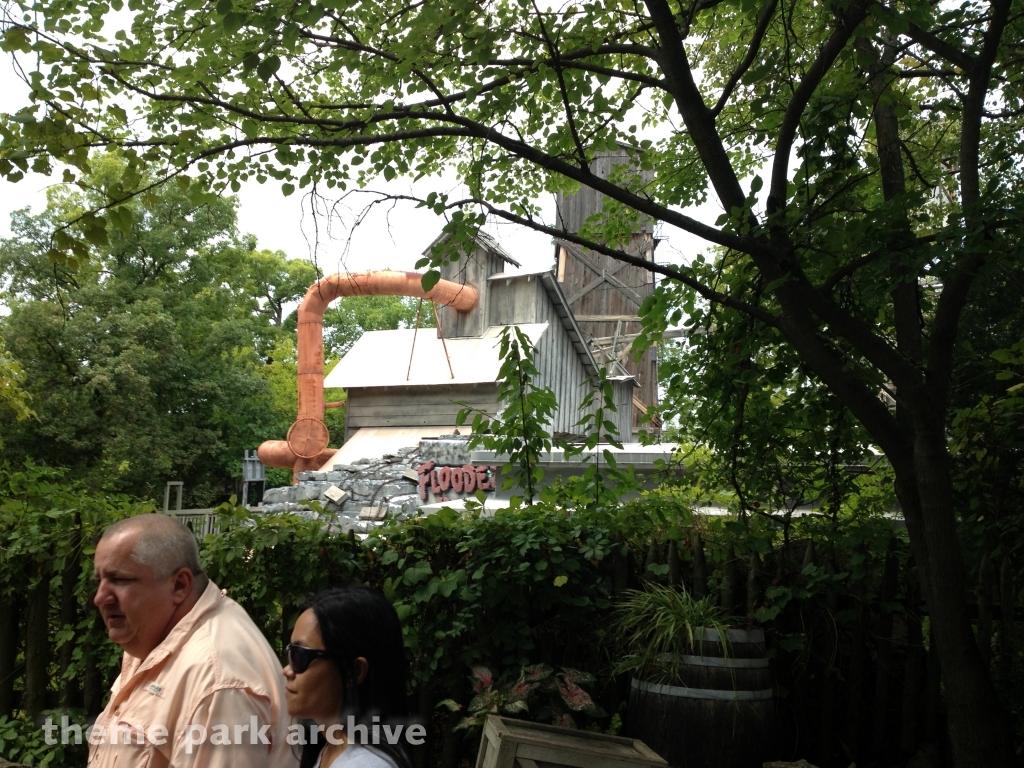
[612,583,731,684]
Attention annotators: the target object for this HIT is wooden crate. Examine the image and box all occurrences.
[475,715,667,768]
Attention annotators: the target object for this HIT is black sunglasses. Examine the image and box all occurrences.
[286,643,329,674]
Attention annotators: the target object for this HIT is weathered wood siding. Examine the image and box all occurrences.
[435,242,509,339]
[485,272,542,326]
[344,383,500,441]
[485,275,593,435]
[553,147,659,438]
[553,148,656,236]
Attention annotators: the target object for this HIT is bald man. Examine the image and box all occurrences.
[90,514,294,767]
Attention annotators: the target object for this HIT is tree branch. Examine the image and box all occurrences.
[767,0,870,215]
[904,21,976,71]
[711,0,780,117]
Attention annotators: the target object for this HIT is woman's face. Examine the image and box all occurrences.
[283,608,346,723]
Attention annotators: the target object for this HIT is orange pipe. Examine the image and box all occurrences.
[258,270,478,482]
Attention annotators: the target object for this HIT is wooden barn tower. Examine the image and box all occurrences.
[554,147,659,438]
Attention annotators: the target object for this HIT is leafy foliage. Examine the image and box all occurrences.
[439,663,607,732]
[0,337,33,448]
[0,711,87,767]
[457,326,560,505]
[0,159,343,502]
[3,0,1023,754]
[320,294,433,360]
[200,504,364,650]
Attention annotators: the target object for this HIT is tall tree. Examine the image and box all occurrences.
[0,0,1022,762]
[0,157,302,504]
[0,337,34,448]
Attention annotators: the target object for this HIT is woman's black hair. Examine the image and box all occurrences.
[296,584,413,768]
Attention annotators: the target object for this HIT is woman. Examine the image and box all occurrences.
[284,584,414,768]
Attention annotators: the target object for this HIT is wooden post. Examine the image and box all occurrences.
[644,538,659,581]
[23,560,51,719]
[667,540,681,587]
[59,515,82,709]
[901,566,925,756]
[999,556,1015,680]
[871,541,899,758]
[720,546,737,614]
[843,603,868,762]
[923,624,943,744]
[691,533,708,599]
[817,550,839,767]
[0,592,20,719]
[747,551,761,616]
[414,682,434,768]
[977,552,995,667]
[612,533,629,596]
[83,612,106,717]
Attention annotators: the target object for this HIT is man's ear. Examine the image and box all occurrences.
[170,568,195,604]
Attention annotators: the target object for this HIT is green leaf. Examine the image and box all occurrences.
[421,270,441,292]
[256,55,281,81]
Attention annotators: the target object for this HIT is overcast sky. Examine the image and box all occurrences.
[0,53,713,278]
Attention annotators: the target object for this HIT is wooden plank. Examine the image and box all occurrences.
[564,249,643,307]
[348,405,497,420]
[348,391,499,409]
[347,413,493,428]
[348,383,499,401]
[577,315,643,324]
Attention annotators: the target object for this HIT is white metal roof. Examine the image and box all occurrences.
[323,324,549,389]
[320,427,455,469]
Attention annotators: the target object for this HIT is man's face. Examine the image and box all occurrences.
[93,530,179,659]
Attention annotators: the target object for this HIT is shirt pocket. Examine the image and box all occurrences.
[90,717,156,768]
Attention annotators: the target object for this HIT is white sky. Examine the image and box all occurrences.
[0,53,715,278]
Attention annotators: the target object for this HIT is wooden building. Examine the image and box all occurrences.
[322,232,634,461]
[554,147,660,438]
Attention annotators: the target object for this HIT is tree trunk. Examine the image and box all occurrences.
[0,592,20,719]
[23,560,51,720]
[907,424,1017,766]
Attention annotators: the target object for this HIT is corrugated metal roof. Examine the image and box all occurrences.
[323,324,549,389]
[320,427,455,469]
[423,230,522,268]
[538,271,602,379]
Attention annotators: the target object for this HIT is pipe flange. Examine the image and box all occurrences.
[286,418,330,459]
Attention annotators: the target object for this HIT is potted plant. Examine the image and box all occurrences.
[613,584,773,768]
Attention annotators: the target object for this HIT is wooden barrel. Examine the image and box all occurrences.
[626,627,775,768]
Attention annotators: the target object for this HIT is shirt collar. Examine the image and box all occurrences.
[124,579,223,679]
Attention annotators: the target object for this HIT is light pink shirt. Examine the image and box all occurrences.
[88,581,295,768]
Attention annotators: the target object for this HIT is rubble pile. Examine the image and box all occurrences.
[259,435,474,534]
